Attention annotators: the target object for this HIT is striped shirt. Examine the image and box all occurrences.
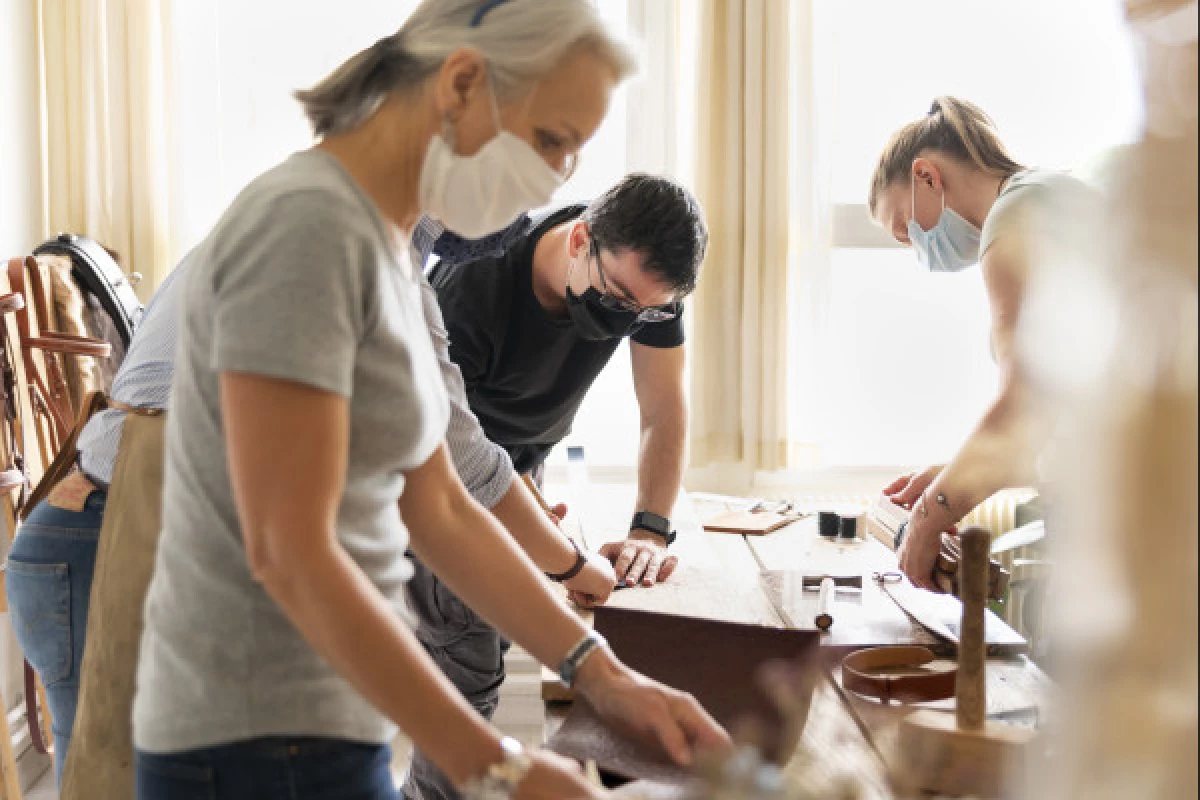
[77,215,524,509]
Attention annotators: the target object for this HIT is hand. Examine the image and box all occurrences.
[513,749,604,800]
[883,465,945,510]
[897,515,946,592]
[549,501,569,524]
[564,551,617,608]
[575,649,732,767]
[599,531,678,587]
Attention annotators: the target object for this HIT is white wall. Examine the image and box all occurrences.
[0,0,43,710]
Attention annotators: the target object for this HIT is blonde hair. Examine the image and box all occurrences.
[868,96,1025,215]
[296,0,639,137]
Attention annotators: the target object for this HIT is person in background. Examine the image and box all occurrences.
[867,96,1097,589]
[409,174,704,797]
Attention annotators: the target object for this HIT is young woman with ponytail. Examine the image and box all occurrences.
[867,96,1097,589]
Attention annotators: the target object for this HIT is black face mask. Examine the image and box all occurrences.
[565,287,641,340]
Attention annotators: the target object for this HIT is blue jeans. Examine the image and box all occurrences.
[5,490,106,785]
[136,738,400,799]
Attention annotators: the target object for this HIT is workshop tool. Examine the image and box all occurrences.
[872,571,959,643]
[867,495,1011,601]
[895,528,1039,797]
[935,532,1011,600]
[801,575,864,631]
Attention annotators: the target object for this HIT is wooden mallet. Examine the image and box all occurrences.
[896,527,1039,797]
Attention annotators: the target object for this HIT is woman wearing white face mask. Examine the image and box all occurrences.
[866,96,1096,589]
[130,2,730,799]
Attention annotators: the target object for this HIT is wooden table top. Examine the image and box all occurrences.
[543,481,1050,797]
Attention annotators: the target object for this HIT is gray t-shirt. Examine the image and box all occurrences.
[133,149,449,752]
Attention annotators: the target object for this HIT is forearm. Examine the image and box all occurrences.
[254,537,499,787]
[634,414,687,518]
[405,487,588,670]
[488,477,579,574]
[920,374,1039,527]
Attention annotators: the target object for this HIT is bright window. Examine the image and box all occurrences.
[169,0,640,468]
[811,0,1142,468]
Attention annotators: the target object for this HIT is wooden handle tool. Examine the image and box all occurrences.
[814,577,835,631]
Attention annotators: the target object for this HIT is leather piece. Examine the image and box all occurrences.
[547,606,820,786]
[703,509,801,535]
[841,646,957,704]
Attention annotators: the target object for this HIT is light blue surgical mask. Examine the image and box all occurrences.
[907,178,981,272]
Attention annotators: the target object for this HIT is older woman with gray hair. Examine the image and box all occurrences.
[129,2,729,798]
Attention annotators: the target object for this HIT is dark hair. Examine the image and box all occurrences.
[868,96,1025,215]
[583,174,707,296]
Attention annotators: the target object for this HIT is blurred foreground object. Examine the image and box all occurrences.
[1018,1,1198,797]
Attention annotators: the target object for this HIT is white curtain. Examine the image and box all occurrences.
[685,0,831,474]
[38,0,176,297]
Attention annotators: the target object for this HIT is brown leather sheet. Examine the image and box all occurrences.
[547,606,820,786]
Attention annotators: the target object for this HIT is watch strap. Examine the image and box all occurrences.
[630,510,677,546]
[558,629,607,688]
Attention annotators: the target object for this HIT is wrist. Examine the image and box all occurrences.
[451,726,507,788]
[574,641,624,699]
[460,735,533,798]
[544,537,586,583]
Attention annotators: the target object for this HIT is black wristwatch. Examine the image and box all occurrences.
[630,511,677,546]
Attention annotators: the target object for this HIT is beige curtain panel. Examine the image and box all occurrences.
[38,0,175,297]
[688,0,794,472]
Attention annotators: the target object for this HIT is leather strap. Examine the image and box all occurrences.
[841,645,957,704]
[27,332,113,358]
[6,256,112,441]
[0,292,24,315]
[0,297,30,511]
[22,391,109,519]
[25,662,50,754]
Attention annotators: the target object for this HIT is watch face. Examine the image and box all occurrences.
[633,511,670,534]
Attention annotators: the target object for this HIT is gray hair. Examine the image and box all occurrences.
[295,0,639,137]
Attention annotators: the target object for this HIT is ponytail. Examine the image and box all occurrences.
[868,96,1024,214]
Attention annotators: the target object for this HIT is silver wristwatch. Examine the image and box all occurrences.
[558,629,607,688]
[462,736,533,800]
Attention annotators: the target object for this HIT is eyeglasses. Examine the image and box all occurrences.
[588,241,679,323]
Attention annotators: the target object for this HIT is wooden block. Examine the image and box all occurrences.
[541,666,575,703]
[896,709,1039,798]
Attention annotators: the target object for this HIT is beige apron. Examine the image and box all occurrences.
[60,412,165,800]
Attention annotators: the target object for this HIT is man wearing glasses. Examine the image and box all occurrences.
[400,174,703,798]
[427,173,705,587]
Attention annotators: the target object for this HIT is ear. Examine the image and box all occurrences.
[432,48,488,122]
[911,157,944,192]
[567,221,591,259]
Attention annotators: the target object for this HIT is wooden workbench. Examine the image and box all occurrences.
[543,481,1051,797]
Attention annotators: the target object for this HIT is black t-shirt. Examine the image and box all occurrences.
[429,205,686,473]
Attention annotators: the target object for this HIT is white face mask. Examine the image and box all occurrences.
[418,76,565,239]
[907,174,981,272]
